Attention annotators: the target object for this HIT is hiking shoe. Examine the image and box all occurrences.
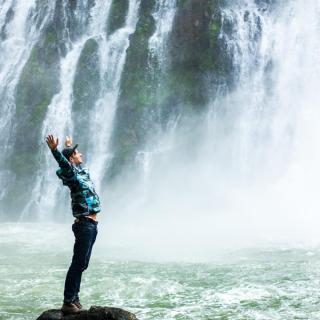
[73,298,83,310]
[61,301,81,314]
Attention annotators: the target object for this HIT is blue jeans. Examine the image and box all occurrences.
[64,219,98,302]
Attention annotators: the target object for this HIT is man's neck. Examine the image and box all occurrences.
[72,163,82,170]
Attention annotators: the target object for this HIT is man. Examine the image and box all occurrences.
[46,134,101,314]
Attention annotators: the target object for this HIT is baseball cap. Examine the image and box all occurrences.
[62,144,78,160]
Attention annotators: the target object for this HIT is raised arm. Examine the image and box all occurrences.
[46,134,73,174]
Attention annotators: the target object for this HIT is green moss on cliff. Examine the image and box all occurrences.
[72,38,101,110]
[107,0,227,179]
[106,0,156,180]
[15,33,59,126]
[72,38,101,153]
[164,0,215,112]
[106,0,129,35]
[5,24,61,213]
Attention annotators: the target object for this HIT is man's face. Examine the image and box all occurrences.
[70,149,83,165]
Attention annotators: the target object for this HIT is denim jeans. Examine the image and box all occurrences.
[64,219,98,302]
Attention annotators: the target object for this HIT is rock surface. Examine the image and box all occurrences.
[36,306,138,320]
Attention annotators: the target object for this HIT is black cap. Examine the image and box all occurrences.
[62,144,78,160]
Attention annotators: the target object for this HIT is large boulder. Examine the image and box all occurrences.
[37,306,138,320]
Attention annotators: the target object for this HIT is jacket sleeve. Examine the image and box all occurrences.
[51,148,74,177]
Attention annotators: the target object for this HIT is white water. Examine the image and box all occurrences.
[22,0,142,219]
[106,0,320,252]
[206,0,320,235]
[4,223,320,320]
[21,42,84,221]
[20,1,109,220]
[0,0,319,250]
[0,0,53,199]
[87,0,142,192]
[148,0,177,71]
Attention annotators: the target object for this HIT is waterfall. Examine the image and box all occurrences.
[218,0,320,234]
[19,0,143,220]
[1,0,320,231]
[205,0,275,179]
[148,0,177,71]
[108,0,320,245]
[0,0,53,200]
[133,0,178,193]
[206,0,320,184]
[201,0,320,240]
[19,2,108,220]
[21,42,86,221]
[86,0,141,192]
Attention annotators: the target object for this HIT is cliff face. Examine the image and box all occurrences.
[108,0,226,179]
[0,0,274,218]
[107,0,156,180]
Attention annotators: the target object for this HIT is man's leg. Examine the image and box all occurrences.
[63,221,97,303]
[74,224,98,301]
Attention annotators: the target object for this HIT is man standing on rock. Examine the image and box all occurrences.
[46,134,101,314]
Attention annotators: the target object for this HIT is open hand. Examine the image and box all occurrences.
[46,134,59,150]
[65,135,73,147]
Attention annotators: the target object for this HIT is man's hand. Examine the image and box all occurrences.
[65,136,73,147]
[46,134,59,151]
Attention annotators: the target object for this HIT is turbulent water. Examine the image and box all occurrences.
[2,224,320,320]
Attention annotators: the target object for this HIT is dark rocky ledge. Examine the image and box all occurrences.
[37,306,138,320]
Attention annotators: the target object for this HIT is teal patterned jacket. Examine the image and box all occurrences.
[51,148,101,217]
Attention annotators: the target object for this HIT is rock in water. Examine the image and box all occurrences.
[36,306,138,320]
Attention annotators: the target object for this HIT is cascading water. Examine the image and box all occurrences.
[21,42,85,221]
[148,0,177,71]
[206,0,320,227]
[0,0,319,240]
[86,0,141,192]
[20,1,111,220]
[20,0,141,220]
[133,0,178,201]
[0,0,53,200]
[109,0,320,250]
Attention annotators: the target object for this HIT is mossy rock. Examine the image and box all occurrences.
[107,0,228,180]
[106,0,157,180]
[0,6,14,40]
[106,0,129,35]
[4,23,61,215]
[72,38,101,154]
